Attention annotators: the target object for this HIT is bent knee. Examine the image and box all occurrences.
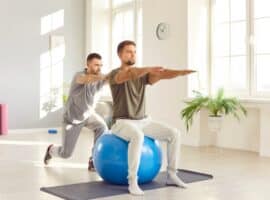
[96,124,108,134]
[131,131,144,142]
[169,128,181,141]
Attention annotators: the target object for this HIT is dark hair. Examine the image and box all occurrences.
[117,40,136,54]
[87,53,102,62]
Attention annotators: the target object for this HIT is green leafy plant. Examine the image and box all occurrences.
[181,88,247,131]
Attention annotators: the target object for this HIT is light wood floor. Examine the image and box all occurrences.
[0,130,270,200]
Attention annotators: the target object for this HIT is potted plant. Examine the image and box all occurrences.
[181,88,247,132]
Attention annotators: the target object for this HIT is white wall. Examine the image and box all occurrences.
[0,0,85,129]
[217,108,260,152]
[142,0,209,147]
[142,0,189,138]
[197,107,260,152]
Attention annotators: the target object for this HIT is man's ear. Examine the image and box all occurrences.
[117,51,122,58]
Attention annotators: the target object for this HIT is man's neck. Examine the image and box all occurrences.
[120,64,133,70]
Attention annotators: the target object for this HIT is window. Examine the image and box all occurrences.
[40,36,65,118]
[40,10,65,118]
[111,0,143,67]
[212,0,248,96]
[253,0,270,94]
[211,0,270,98]
[89,0,142,98]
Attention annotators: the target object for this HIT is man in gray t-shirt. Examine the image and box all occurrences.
[44,53,108,171]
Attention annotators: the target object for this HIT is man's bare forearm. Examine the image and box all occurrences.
[148,69,196,85]
[76,74,106,84]
[156,69,196,79]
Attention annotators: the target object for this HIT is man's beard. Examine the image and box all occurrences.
[125,60,135,66]
[93,70,100,75]
[88,69,100,75]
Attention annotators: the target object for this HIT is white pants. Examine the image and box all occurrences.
[111,117,181,180]
[50,112,108,158]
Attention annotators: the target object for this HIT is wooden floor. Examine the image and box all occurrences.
[0,130,270,200]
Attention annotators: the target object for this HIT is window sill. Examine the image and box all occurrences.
[238,98,270,104]
[184,97,270,108]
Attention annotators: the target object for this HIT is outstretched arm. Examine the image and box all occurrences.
[76,74,107,84]
[113,67,163,84]
[148,69,196,85]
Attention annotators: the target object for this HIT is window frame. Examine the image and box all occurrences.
[210,0,270,98]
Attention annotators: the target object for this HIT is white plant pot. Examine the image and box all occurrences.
[208,116,223,132]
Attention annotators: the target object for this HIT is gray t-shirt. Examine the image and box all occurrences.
[64,71,106,124]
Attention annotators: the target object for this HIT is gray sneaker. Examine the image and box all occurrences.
[44,144,53,165]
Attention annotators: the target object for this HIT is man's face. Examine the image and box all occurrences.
[87,58,103,74]
[118,45,136,66]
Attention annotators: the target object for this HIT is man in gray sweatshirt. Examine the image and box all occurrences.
[44,53,108,171]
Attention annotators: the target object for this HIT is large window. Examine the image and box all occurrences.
[253,0,270,94]
[111,0,142,67]
[211,0,270,97]
[40,10,65,118]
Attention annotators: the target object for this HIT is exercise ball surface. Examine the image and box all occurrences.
[93,133,162,185]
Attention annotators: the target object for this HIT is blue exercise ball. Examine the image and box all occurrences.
[93,133,162,185]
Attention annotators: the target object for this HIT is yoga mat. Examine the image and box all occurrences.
[0,104,8,135]
[41,169,213,200]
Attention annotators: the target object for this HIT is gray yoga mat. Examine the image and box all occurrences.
[41,169,213,200]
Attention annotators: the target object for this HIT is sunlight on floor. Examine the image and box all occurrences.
[34,161,88,169]
[0,140,50,146]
